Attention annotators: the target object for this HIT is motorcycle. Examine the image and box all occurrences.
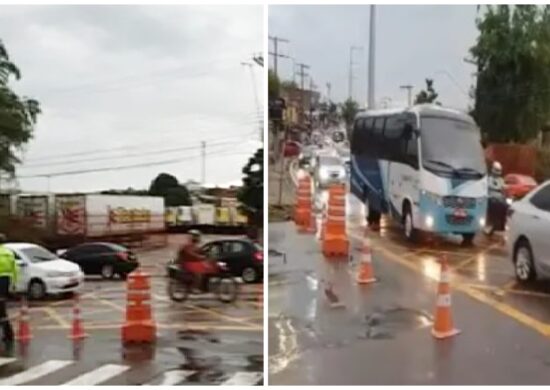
[166,259,239,303]
[483,193,511,236]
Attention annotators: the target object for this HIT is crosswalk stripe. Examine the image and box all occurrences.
[0,358,16,368]
[148,370,195,386]
[62,364,129,386]
[0,360,73,385]
[221,372,263,385]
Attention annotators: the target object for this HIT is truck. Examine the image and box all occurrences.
[6,193,165,240]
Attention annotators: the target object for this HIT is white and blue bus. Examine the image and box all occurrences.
[349,104,488,245]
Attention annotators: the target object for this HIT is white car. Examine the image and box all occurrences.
[5,243,85,300]
[507,180,550,283]
[313,154,347,189]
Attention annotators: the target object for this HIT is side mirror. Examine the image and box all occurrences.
[16,261,27,267]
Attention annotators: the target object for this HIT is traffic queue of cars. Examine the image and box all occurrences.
[3,235,263,301]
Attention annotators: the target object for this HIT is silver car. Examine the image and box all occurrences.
[508,180,550,282]
[313,154,346,189]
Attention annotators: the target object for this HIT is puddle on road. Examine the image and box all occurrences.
[361,307,432,340]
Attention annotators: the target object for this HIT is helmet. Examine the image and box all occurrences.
[188,229,201,244]
[492,161,502,176]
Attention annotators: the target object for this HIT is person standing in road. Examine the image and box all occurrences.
[0,233,17,344]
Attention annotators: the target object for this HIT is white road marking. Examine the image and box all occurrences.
[148,370,195,386]
[0,357,16,368]
[62,364,129,386]
[0,360,73,385]
[221,372,263,385]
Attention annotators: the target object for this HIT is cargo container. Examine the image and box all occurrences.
[192,204,216,225]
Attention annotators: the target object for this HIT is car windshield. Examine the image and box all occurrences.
[420,116,487,179]
[21,246,58,263]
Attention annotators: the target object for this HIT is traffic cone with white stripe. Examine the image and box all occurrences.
[356,237,376,284]
[15,297,32,342]
[69,292,87,340]
[432,255,460,339]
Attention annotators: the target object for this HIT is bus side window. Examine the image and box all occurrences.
[383,115,404,160]
[372,117,385,156]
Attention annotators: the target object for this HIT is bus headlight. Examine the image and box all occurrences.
[479,217,486,227]
[425,215,434,228]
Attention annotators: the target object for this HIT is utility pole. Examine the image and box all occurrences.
[367,5,376,109]
[326,82,331,102]
[201,141,206,184]
[348,46,363,101]
[268,36,290,79]
[295,63,309,90]
[242,61,263,142]
[400,85,413,107]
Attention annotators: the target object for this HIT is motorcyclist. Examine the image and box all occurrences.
[0,233,17,345]
[177,230,211,292]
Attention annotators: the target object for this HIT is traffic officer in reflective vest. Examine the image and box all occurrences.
[0,233,18,344]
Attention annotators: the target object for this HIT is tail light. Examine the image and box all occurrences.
[117,251,129,261]
[254,251,263,262]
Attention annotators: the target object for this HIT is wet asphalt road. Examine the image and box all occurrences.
[268,163,550,385]
[0,235,263,386]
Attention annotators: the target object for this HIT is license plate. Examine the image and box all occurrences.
[453,208,467,218]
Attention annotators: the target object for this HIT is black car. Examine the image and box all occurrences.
[60,242,139,280]
[202,238,263,283]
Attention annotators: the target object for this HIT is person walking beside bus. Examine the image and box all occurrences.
[0,233,18,344]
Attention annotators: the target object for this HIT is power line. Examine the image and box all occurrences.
[268,36,290,79]
[19,136,252,169]
[16,148,256,179]
[20,118,261,163]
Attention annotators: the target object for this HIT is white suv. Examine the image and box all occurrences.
[5,243,85,300]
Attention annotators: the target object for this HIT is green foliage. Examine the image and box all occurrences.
[0,39,41,176]
[414,79,440,105]
[341,98,359,127]
[470,5,550,142]
[148,173,191,206]
[268,70,280,99]
[280,80,298,90]
[237,148,263,227]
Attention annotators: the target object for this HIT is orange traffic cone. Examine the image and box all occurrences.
[356,237,376,284]
[15,297,32,342]
[432,256,460,339]
[122,269,156,344]
[68,292,87,340]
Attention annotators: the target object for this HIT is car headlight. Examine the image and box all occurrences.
[506,197,513,205]
[319,169,329,180]
[421,190,443,206]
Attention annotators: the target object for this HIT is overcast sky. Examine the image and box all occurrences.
[269,5,479,110]
[1,5,263,193]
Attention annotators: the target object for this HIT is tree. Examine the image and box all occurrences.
[148,173,191,206]
[237,148,263,228]
[341,98,359,127]
[268,70,280,99]
[470,5,550,143]
[0,39,41,176]
[280,80,298,90]
[414,79,440,105]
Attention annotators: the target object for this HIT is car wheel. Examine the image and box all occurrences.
[514,240,536,283]
[403,205,417,242]
[28,280,46,300]
[241,267,258,283]
[101,264,115,280]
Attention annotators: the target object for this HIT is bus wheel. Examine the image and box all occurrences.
[462,233,475,246]
[403,205,417,242]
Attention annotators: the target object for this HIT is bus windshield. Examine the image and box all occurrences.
[420,116,486,179]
